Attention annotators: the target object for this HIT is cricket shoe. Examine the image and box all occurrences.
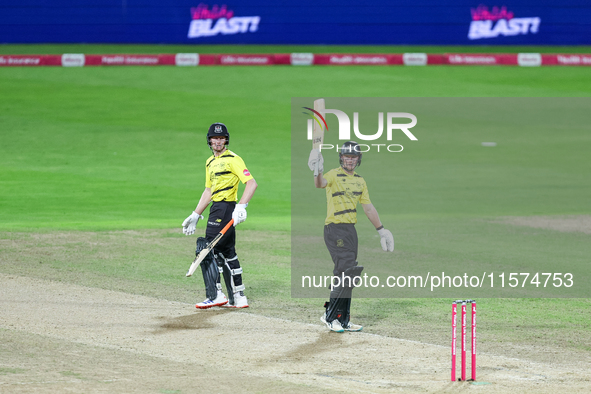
[196,291,228,309]
[343,322,363,332]
[223,291,249,308]
[320,313,344,333]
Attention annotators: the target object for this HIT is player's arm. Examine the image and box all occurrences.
[362,203,383,229]
[182,188,211,235]
[231,156,257,226]
[239,178,257,205]
[314,172,327,188]
[362,203,394,252]
[195,187,212,215]
[233,179,257,226]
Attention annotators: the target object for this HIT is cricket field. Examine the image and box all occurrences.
[1,44,590,393]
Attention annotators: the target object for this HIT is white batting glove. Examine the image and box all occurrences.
[308,148,323,174]
[378,228,394,252]
[232,203,248,226]
[182,211,203,235]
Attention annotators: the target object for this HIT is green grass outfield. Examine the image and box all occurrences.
[1,45,590,359]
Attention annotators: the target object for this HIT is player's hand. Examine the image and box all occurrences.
[378,228,394,252]
[232,203,248,226]
[308,148,323,174]
[182,211,203,235]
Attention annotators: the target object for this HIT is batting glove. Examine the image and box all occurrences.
[182,211,203,235]
[308,148,324,174]
[232,203,248,226]
[378,228,394,252]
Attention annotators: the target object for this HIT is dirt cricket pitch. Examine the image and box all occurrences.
[1,272,590,393]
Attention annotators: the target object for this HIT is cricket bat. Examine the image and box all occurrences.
[186,219,234,277]
[312,98,325,176]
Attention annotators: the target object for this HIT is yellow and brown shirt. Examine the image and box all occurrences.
[324,167,370,225]
[205,149,253,202]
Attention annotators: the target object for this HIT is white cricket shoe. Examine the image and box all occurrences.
[343,321,363,332]
[321,313,344,333]
[195,291,228,309]
[234,291,249,308]
[224,291,249,308]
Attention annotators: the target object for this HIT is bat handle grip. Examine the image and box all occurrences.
[221,219,234,233]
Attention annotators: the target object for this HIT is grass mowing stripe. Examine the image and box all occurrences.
[3,66,591,98]
[0,68,292,231]
[1,67,588,230]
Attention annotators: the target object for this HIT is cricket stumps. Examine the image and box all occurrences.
[451,299,476,382]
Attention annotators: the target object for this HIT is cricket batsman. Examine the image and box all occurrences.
[182,122,257,309]
[309,141,394,332]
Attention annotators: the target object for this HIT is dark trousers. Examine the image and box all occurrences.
[206,201,242,287]
[324,223,359,277]
[323,223,360,325]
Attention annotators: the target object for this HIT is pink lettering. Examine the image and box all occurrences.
[471,5,514,21]
[191,4,234,20]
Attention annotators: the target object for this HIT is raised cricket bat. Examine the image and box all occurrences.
[312,98,325,176]
[186,219,234,277]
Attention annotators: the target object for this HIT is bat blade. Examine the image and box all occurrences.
[312,98,325,176]
[186,248,209,277]
[312,99,325,150]
[185,219,234,277]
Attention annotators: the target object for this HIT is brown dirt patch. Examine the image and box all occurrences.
[496,215,591,234]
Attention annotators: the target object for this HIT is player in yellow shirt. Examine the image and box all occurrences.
[311,141,394,332]
[182,123,257,309]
